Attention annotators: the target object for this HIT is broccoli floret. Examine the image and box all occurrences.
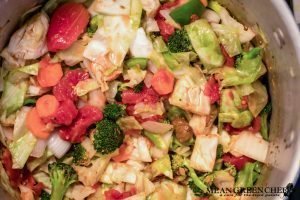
[171,155,208,193]
[40,190,50,200]
[167,30,193,53]
[48,162,78,200]
[93,119,124,154]
[71,144,89,166]
[103,103,126,121]
[188,181,207,197]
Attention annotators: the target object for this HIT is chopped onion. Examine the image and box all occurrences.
[147,60,158,74]
[31,139,47,158]
[48,133,71,159]
[141,121,173,134]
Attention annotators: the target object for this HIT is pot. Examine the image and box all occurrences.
[0,0,299,199]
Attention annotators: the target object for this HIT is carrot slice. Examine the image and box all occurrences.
[151,69,175,95]
[36,94,59,119]
[26,107,50,139]
[37,56,63,87]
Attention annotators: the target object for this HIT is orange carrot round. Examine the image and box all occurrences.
[151,69,175,95]
[37,56,63,87]
[36,94,59,119]
[26,107,50,139]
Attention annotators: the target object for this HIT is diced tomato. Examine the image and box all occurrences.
[224,116,261,135]
[1,149,23,188]
[222,153,254,170]
[47,3,90,52]
[104,188,136,200]
[156,19,175,41]
[151,69,175,95]
[112,143,134,162]
[220,45,235,67]
[59,105,103,143]
[122,87,159,105]
[204,76,220,104]
[23,175,44,197]
[52,99,78,126]
[53,69,89,102]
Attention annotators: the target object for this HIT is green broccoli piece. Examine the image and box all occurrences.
[167,30,193,53]
[167,106,187,121]
[40,190,50,200]
[188,181,207,197]
[93,119,124,154]
[48,162,78,200]
[171,155,208,193]
[71,144,89,166]
[103,103,126,121]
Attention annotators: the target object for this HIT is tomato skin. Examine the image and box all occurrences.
[151,69,175,95]
[121,87,159,105]
[52,99,78,126]
[220,45,235,67]
[204,76,220,104]
[222,153,254,170]
[59,105,103,143]
[224,117,261,135]
[53,69,89,102]
[47,3,89,52]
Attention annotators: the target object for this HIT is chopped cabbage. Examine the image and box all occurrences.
[130,28,153,58]
[88,0,131,16]
[66,184,96,200]
[185,19,224,69]
[117,116,143,131]
[148,181,187,200]
[74,79,100,96]
[248,81,268,117]
[129,136,152,162]
[13,106,31,140]
[9,131,37,169]
[122,67,147,88]
[190,134,219,172]
[150,155,173,179]
[101,162,138,184]
[0,162,20,199]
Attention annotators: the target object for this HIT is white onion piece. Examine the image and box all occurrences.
[144,72,153,88]
[141,121,173,134]
[147,60,158,74]
[48,133,71,159]
[31,139,47,158]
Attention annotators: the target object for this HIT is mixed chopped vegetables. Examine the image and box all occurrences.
[0,0,271,199]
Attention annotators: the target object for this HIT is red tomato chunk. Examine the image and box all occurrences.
[47,3,89,52]
[52,99,78,126]
[59,105,103,143]
[53,69,89,102]
[104,188,136,200]
[122,87,159,105]
[222,153,254,170]
[204,76,220,104]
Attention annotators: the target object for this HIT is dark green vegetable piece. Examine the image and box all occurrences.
[87,15,103,37]
[170,0,206,25]
[188,181,207,197]
[103,103,126,121]
[171,154,208,193]
[23,98,36,106]
[167,30,193,53]
[216,144,223,159]
[40,190,51,200]
[125,58,148,70]
[93,119,124,154]
[235,162,262,188]
[71,144,89,166]
[260,103,272,140]
[167,106,187,121]
[133,82,144,93]
[48,162,78,200]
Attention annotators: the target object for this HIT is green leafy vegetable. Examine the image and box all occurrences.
[185,19,224,69]
[0,81,28,116]
[144,131,167,150]
[48,162,78,200]
[219,47,263,87]
[103,103,126,121]
[167,30,193,53]
[8,131,37,169]
[23,98,36,106]
[235,162,262,188]
[18,63,39,75]
[125,58,148,70]
[133,82,144,93]
[150,155,173,179]
[87,15,104,37]
[93,119,124,154]
[248,81,268,117]
[27,149,53,172]
[152,36,168,53]
[167,106,187,121]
